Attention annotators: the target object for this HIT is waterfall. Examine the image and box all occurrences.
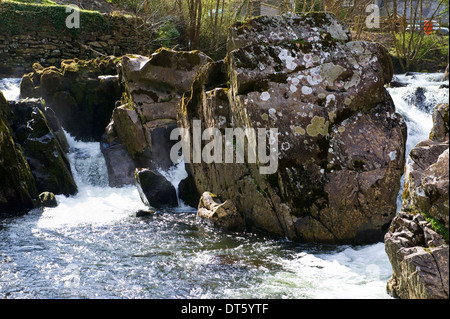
[157,158,190,209]
[0,78,21,101]
[1,73,447,299]
[388,72,449,211]
[37,131,147,229]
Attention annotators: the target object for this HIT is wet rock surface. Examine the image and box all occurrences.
[8,98,78,196]
[8,13,409,245]
[1,90,78,214]
[135,168,178,209]
[197,192,245,231]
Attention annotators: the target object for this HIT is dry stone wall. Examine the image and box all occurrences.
[0,2,150,77]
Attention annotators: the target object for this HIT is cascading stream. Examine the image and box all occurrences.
[35,132,148,229]
[387,73,449,211]
[0,78,21,101]
[157,158,188,208]
[0,73,448,299]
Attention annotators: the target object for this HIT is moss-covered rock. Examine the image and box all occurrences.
[39,191,58,208]
[20,57,121,141]
[402,104,449,230]
[0,92,38,214]
[102,49,212,188]
[8,98,77,196]
[385,211,449,299]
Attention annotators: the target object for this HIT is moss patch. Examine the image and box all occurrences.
[0,1,116,36]
[421,212,449,244]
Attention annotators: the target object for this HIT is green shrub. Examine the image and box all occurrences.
[155,20,180,48]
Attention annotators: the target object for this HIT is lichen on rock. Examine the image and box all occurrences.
[176,12,406,244]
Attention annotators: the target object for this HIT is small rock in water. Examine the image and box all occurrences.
[135,209,155,217]
[39,192,58,208]
[388,80,408,88]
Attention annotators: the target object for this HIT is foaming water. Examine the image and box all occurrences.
[388,73,449,209]
[157,158,188,208]
[0,131,394,299]
[37,132,148,229]
[389,73,448,156]
[0,78,21,101]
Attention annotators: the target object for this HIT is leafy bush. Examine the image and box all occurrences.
[155,20,180,48]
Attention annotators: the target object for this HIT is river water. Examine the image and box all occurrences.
[0,74,448,299]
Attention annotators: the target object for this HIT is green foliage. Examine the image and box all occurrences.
[390,31,449,72]
[421,212,449,244]
[7,0,58,4]
[393,32,449,58]
[294,0,324,13]
[155,20,180,48]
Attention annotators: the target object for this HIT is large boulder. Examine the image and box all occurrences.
[0,92,38,214]
[102,48,212,190]
[179,13,407,244]
[135,168,178,209]
[385,103,449,299]
[20,57,121,141]
[8,98,77,196]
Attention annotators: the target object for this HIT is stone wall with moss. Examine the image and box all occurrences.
[0,1,152,76]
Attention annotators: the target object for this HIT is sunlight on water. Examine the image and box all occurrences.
[388,73,448,157]
[1,73,448,299]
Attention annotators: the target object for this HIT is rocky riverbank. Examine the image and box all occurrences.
[4,13,408,243]
[1,12,448,299]
[0,91,77,213]
[385,103,449,299]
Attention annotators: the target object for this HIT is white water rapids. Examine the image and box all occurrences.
[0,73,448,299]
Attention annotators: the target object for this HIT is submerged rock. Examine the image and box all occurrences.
[134,209,155,218]
[39,191,58,208]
